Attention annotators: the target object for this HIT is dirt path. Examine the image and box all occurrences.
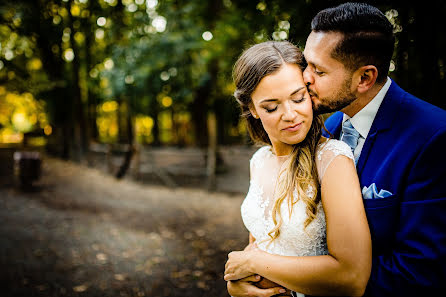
[0,157,249,297]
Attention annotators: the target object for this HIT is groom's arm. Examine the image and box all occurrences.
[227,275,288,297]
[367,129,446,296]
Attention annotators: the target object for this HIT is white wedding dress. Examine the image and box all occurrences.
[241,139,354,297]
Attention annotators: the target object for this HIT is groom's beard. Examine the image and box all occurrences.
[312,92,356,115]
[309,79,357,115]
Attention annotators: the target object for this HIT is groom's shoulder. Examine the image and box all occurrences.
[324,112,343,129]
[396,88,446,131]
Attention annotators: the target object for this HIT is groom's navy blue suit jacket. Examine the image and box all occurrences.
[324,80,446,297]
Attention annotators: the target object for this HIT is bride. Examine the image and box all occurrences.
[224,41,371,297]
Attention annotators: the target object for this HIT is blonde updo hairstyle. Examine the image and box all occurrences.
[233,41,324,241]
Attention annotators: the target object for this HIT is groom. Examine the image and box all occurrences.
[303,2,446,296]
[227,2,446,297]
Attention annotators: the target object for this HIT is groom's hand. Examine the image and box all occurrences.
[256,277,292,296]
[227,275,288,297]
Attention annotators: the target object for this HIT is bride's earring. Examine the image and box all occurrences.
[250,107,259,119]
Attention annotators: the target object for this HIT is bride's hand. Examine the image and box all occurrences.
[224,248,262,281]
[243,242,258,251]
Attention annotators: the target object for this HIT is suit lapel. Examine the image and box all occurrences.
[356,131,377,175]
[332,117,343,139]
[324,111,343,138]
[356,81,402,175]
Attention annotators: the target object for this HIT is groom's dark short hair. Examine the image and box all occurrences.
[311,2,395,84]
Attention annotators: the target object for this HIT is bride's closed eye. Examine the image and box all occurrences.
[262,96,305,113]
[292,96,306,104]
[264,106,278,113]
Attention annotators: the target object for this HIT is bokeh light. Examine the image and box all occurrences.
[63,48,75,62]
[202,31,213,41]
[152,16,166,32]
[97,17,107,27]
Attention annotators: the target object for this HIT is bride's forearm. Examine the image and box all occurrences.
[249,250,365,297]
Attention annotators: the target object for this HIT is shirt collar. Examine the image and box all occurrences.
[343,77,392,138]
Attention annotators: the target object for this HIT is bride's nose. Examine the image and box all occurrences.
[281,102,297,121]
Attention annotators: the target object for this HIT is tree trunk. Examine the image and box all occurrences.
[206,112,217,191]
[32,0,72,159]
[149,95,161,146]
[83,8,99,143]
[191,84,209,148]
[115,98,134,179]
[67,0,88,161]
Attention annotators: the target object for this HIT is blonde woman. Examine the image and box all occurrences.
[224,41,371,297]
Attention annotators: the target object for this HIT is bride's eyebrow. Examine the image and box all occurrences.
[259,87,305,103]
[259,98,278,104]
[289,87,306,96]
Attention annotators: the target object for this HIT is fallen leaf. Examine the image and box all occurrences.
[73,284,88,292]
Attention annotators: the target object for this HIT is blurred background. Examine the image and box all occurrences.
[0,0,445,296]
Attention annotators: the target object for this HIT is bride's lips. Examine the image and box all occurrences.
[282,122,302,132]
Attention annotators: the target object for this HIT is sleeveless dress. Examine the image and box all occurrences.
[240,139,354,297]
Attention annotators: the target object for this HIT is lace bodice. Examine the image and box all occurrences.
[241,139,354,258]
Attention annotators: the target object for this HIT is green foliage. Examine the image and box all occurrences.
[1,0,445,153]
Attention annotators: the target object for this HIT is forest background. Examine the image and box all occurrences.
[1,1,446,296]
[0,0,445,176]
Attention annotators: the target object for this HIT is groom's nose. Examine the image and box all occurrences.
[303,67,313,85]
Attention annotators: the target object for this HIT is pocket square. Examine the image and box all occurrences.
[362,183,393,199]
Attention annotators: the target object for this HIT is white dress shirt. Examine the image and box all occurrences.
[342,77,392,161]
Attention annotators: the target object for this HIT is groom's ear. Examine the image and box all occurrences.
[354,65,378,94]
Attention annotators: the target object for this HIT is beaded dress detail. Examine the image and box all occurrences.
[240,139,354,296]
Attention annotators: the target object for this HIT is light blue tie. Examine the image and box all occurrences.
[340,119,360,163]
